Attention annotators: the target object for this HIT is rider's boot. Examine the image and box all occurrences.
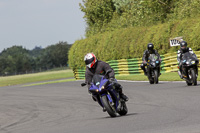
[114,83,129,102]
[120,93,129,102]
[118,86,129,101]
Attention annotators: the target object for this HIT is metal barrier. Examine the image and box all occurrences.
[73,51,200,79]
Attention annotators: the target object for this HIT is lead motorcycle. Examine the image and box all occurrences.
[146,54,161,84]
[178,52,199,86]
[81,70,128,117]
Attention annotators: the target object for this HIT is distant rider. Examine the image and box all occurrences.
[177,41,197,78]
[84,53,129,105]
[140,43,161,75]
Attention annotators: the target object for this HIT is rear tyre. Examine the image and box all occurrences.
[101,95,117,117]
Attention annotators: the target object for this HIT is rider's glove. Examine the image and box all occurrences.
[109,78,115,85]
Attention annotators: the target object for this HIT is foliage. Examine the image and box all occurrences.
[80,0,200,36]
[68,17,200,68]
[0,42,71,76]
[171,0,200,20]
[80,0,115,36]
[69,0,200,69]
[0,69,73,87]
[38,42,71,70]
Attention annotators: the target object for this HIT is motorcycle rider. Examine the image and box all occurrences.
[84,53,129,106]
[140,43,161,75]
[177,41,197,78]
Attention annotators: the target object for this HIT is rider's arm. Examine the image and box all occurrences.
[188,48,197,57]
[102,61,115,79]
[155,50,161,60]
[85,69,93,88]
[142,50,148,62]
[188,47,194,54]
[177,50,181,63]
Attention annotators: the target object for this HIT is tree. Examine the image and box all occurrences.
[80,0,115,36]
[39,42,71,70]
[0,46,32,75]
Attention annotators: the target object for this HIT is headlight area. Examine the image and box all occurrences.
[101,86,105,90]
[100,81,109,90]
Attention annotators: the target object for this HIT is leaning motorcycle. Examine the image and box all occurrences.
[178,52,199,86]
[146,54,161,84]
[81,70,128,117]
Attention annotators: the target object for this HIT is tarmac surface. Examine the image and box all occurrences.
[0,80,200,133]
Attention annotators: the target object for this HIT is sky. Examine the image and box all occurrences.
[0,0,86,52]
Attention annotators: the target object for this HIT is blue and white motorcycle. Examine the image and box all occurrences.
[81,70,128,117]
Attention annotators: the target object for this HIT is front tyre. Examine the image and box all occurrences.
[186,80,192,86]
[154,70,159,84]
[191,69,197,86]
[101,95,117,117]
[147,70,154,84]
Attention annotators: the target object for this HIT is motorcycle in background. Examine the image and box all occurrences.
[146,54,161,84]
[178,52,199,86]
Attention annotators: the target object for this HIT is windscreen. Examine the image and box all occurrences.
[92,74,103,87]
[148,54,158,61]
[182,52,196,61]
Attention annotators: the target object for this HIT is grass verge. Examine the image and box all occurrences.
[1,71,199,87]
[116,72,200,81]
[0,69,74,87]
[23,78,76,87]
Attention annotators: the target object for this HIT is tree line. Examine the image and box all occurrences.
[68,0,200,69]
[0,41,71,76]
[80,0,200,37]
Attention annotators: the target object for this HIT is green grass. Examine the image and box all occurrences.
[1,70,199,87]
[116,72,200,81]
[0,69,74,87]
[23,78,76,87]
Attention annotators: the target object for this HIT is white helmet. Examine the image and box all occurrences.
[84,53,97,68]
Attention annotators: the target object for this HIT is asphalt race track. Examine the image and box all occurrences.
[1,80,200,133]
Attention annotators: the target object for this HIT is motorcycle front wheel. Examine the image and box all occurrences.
[190,69,197,85]
[147,70,154,84]
[101,95,117,117]
[154,70,159,84]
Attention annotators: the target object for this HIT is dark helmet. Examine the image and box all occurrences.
[147,43,154,51]
[84,53,97,68]
[180,41,187,49]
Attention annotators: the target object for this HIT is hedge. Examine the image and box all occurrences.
[68,17,200,69]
